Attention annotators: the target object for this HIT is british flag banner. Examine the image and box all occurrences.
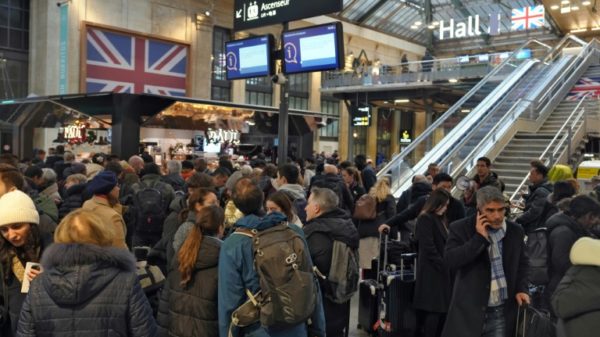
[511,5,545,31]
[566,77,600,101]
[84,25,189,96]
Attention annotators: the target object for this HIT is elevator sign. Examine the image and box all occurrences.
[234,0,342,31]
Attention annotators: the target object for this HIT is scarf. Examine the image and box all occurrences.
[488,226,508,306]
[11,255,25,283]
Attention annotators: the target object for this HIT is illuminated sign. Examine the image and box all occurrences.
[400,130,412,144]
[64,123,87,141]
[439,15,501,40]
[352,106,371,126]
[207,129,241,145]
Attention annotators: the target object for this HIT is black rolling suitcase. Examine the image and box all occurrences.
[358,278,380,335]
[376,231,417,337]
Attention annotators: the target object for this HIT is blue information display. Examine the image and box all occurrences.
[282,22,344,75]
[225,35,274,80]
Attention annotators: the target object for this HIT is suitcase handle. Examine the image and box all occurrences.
[516,304,528,337]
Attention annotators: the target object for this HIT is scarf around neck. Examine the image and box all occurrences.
[488,226,508,306]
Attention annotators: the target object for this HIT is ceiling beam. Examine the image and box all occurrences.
[357,0,389,23]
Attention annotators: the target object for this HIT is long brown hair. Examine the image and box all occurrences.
[266,191,295,222]
[178,205,224,287]
[0,224,41,281]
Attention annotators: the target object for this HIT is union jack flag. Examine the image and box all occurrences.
[567,77,600,101]
[85,26,188,96]
[511,5,545,31]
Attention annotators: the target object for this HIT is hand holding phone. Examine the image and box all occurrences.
[476,211,490,240]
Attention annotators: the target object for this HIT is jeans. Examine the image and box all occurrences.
[481,306,505,337]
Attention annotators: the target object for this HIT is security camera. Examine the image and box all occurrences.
[271,73,287,85]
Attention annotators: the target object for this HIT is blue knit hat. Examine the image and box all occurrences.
[86,170,117,195]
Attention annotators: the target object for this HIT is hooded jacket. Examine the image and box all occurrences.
[16,243,156,337]
[161,173,185,193]
[157,236,221,337]
[303,208,359,336]
[57,183,86,221]
[218,212,326,337]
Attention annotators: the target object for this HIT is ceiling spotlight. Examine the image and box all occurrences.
[561,0,570,4]
[571,28,588,33]
[395,99,410,104]
[432,21,440,26]
[550,4,560,9]
[592,27,600,31]
[410,25,418,30]
[204,10,211,16]
[449,78,458,83]
[583,0,591,5]
[414,21,422,26]
[571,5,580,10]
[428,24,435,29]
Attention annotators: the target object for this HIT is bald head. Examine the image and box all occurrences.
[413,174,427,183]
[324,164,338,175]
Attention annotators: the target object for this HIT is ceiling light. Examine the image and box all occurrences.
[461,109,471,113]
[592,27,600,31]
[571,28,588,33]
[449,78,458,83]
[383,101,390,104]
[582,0,591,5]
[410,25,418,30]
[395,99,410,104]
[550,4,560,10]
[571,5,580,10]
[432,21,439,26]
[561,0,570,4]
[560,6,571,13]
[414,21,422,26]
[428,24,435,29]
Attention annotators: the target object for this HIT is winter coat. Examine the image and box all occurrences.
[441,216,529,337]
[413,213,452,313]
[552,239,600,337]
[4,233,52,336]
[16,243,157,337]
[218,212,326,337]
[157,236,221,337]
[544,212,592,308]
[148,195,187,272]
[396,181,432,213]
[473,171,505,192]
[516,179,553,232]
[387,195,465,233]
[303,208,359,336]
[348,182,366,202]
[39,183,62,205]
[309,174,355,212]
[81,196,127,248]
[57,183,86,221]
[361,165,377,194]
[161,173,186,193]
[357,195,396,238]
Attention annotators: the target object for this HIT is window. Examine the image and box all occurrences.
[288,73,309,110]
[211,26,231,101]
[0,1,29,99]
[319,98,340,139]
[245,76,272,106]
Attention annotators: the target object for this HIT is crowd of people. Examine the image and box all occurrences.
[0,145,598,337]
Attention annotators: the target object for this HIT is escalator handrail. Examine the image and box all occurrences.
[376,39,552,177]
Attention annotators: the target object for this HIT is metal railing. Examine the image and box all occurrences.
[509,97,589,202]
[373,39,554,196]
[322,48,552,89]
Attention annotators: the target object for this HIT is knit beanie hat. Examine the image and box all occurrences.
[86,170,118,195]
[0,190,40,227]
[570,237,600,267]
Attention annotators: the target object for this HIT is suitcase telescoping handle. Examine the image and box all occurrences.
[515,303,528,337]
[377,228,390,283]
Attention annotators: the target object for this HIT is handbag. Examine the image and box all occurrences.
[516,303,556,337]
[353,195,377,220]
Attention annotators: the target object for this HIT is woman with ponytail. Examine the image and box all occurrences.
[157,205,224,337]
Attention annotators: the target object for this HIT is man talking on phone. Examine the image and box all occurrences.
[441,186,529,337]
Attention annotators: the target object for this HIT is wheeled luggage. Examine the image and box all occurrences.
[516,303,556,337]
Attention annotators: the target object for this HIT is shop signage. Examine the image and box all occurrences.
[63,123,87,142]
[233,0,342,30]
[400,130,412,144]
[207,129,241,145]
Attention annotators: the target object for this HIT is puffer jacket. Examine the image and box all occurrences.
[218,212,326,337]
[157,236,221,337]
[16,243,157,337]
[57,183,86,221]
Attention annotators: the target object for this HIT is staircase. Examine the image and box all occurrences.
[493,64,600,195]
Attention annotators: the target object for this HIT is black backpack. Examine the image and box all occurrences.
[527,227,551,285]
[132,182,166,235]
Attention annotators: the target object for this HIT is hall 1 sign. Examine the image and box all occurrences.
[439,14,501,40]
[234,0,342,31]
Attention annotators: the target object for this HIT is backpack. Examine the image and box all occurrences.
[526,227,551,285]
[315,239,360,304]
[353,194,377,220]
[232,224,317,328]
[132,182,167,235]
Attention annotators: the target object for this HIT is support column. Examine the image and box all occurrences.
[111,94,141,159]
[367,107,378,161]
[192,21,214,99]
[339,102,350,161]
[391,109,400,156]
[309,72,322,154]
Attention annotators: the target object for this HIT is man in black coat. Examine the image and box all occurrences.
[308,164,355,213]
[442,186,529,337]
[515,160,553,233]
[304,187,359,337]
